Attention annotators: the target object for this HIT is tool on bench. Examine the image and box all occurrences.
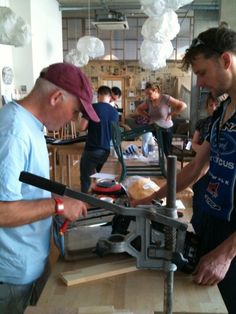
[91,178,124,195]
[19,157,197,314]
[45,134,87,145]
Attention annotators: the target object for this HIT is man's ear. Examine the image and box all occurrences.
[50,90,63,106]
[221,52,232,70]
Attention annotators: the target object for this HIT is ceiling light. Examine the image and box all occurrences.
[92,20,129,30]
[92,10,129,30]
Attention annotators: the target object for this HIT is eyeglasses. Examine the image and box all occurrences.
[190,38,206,48]
[189,38,222,54]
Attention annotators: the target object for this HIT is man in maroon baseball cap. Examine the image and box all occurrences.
[0,61,96,313]
[40,62,99,122]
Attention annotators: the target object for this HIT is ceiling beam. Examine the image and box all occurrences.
[59,3,219,12]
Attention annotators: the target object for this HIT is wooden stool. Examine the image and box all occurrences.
[60,122,77,139]
[47,146,57,181]
[56,146,81,187]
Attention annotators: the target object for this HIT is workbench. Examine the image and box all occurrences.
[36,252,227,314]
[42,143,227,314]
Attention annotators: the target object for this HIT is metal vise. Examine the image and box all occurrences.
[19,158,188,271]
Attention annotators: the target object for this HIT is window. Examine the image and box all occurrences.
[62,16,193,61]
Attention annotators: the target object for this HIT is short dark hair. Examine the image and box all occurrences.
[97,85,112,96]
[182,26,236,71]
[145,82,161,92]
[111,86,122,97]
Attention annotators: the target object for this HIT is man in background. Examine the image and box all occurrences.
[79,85,119,193]
[110,86,122,109]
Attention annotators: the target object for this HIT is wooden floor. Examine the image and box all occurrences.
[44,142,227,314]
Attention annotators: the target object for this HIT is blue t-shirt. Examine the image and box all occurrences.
[0,101,51,284]
[85,102,119,151]
[204,97,236,222]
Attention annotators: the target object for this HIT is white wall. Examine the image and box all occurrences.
[0,0,13,102]
[30,0,63,83]
[0,0,63,106]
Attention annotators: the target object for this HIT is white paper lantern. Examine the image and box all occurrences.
[0,6,31,47]
[140,0,166,17]
[139,39,173,70]
[140,0,193,17]
[140,58,167,71]
[139,0,193,69]
[76,36,105,59]
[65,49,89,67]
[141,10,180,42]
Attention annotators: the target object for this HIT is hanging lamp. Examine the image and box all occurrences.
[139,0,193,70]
[65,0,104,67]
[0,6,31,47]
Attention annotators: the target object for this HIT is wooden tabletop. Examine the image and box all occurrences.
[37,252,227,314]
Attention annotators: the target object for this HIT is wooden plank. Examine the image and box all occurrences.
[78,305,115,313]
[79,307,133,314]
[60,259,137,286]
[113,310,132,313]
[24,306,78,314]
[154,312,226,314]
[25,305,133,314]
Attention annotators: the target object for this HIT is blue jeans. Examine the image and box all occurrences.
[80,149,110,193]
[161,127,173,157]
[141,132,153,157]
[0,261,50,314]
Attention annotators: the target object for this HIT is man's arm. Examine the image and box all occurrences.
[131,140,211,206]
[193,232,236,285]
[135,102,150,118]
[0,197,87,227]
[78,116,89,132]
[192,129,202,152]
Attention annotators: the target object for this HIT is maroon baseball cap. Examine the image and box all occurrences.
[40,62,99,122]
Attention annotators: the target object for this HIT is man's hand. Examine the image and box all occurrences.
[62,198,87,221]
[129,195,153,207]
[193,237,235,286]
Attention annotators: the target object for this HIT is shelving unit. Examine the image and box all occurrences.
[82,60,191,120]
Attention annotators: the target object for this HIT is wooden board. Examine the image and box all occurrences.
[25,306,133,314]
[60,258,137,286]
[154,313,226,314]
[25,307,78,314]
[79,305,114,313]
[79,306,133,313]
